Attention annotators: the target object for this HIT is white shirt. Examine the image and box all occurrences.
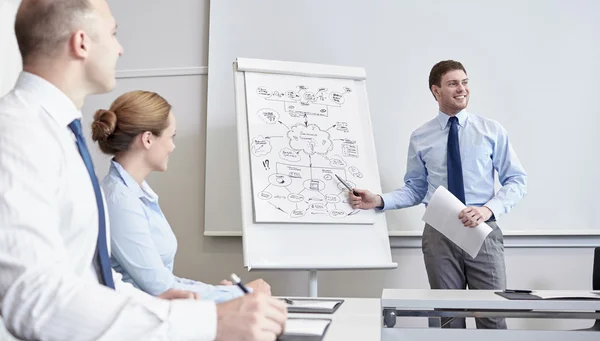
[0,72,217,341]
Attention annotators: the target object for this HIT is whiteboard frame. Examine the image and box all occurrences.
[233,57,397,270]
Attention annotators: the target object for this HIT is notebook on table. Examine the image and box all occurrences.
[277,318,332,341]
[283,298,344,314]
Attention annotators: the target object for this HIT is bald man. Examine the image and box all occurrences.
[0,1,286,340]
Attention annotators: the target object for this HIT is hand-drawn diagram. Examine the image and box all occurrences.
[244,72,375,224]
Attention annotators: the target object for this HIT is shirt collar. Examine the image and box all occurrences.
[15,71,82,127]
[436,109,469,130]
[109,160,159,202]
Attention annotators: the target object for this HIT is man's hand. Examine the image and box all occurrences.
[219,279,233,286]
[158,288,199,300]
[349,189,382,209]
[215,293,287,341]
[459,206,493,227]
[247,278,271,295]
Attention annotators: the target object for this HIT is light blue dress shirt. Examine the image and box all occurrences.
[101,160,244,302]
[380,110,527,217]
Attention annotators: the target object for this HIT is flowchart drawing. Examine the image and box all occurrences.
[244,72,376,224]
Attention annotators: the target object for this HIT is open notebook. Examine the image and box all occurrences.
[278,318,332,341]
[283,298,344,314]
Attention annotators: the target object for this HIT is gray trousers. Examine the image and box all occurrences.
[422,222,507,329]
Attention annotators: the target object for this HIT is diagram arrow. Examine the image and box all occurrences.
[268,201,287,214]
[304,114,308,127]
[265,135,283,139]
[277,120,289,129]
[326,124,337,132]
[309,155,313,179]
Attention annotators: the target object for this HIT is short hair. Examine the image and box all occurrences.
[14,0,94,64]
[428,60,467,97]
[91,91,172,155]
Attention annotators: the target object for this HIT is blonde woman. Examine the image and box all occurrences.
[92,90,271,302]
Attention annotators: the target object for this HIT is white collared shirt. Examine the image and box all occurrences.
[0,72,217,341]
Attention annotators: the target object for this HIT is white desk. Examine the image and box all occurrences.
[382,289,600,341]
[289,298,381,340]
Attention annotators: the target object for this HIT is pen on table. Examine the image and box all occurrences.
[230,273,250,294]
[334,174,359,196]
[504,289,532,294]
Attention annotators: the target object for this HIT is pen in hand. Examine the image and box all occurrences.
[231,273,250,294]
[335,174,359,196]
[232,274,295,305]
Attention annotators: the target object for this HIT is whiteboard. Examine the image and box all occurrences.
[205,0,600,236]
[234,58,396,269]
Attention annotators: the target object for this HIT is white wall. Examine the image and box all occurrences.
[0,0,580,331]
[0,0,21,96]
[205,0,600,237]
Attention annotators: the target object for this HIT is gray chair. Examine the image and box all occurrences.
[590,247,600,330]
[580,247,600,331]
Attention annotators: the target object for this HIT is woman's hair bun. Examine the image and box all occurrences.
[91,109,117,141]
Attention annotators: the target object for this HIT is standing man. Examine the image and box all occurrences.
[0,0,286,340]
[350,60,527,329]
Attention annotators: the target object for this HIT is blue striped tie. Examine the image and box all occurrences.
[68,119,115,289]
[447,116,465,204]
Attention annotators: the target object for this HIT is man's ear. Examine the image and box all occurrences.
[431,85,441,101]
[141,131,153,150]
[70,30,90,59]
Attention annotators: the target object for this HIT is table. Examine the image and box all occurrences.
[288,297,381,340]
[381,289,600,341]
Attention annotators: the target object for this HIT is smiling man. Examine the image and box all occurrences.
[349,60,527,329]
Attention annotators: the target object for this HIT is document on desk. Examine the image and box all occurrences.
[534,291,600,300]
[422,186,493,258]
[284,318,331,335]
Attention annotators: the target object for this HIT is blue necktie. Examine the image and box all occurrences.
[447,116,465,204]
[68,119,115,289]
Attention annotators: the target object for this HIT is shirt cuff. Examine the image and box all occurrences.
[169,299,217,341]
[377,193,390,211]
[484,198,505,219]
[201,285,246,303]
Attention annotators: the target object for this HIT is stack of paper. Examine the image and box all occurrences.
[422,186,493,258]
[534,291,600,299]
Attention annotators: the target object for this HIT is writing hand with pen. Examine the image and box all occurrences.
[215,274,287,341]
[219,278,272,295]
